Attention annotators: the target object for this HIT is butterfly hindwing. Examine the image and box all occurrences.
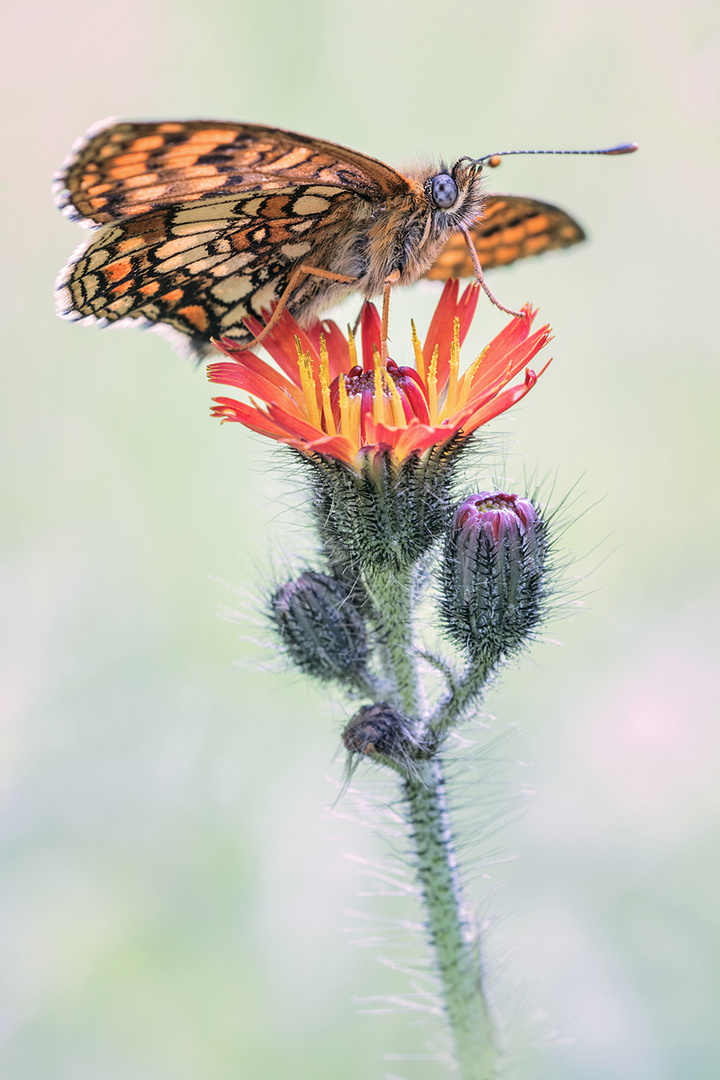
[424,194,585,279]
[55,184,358,356]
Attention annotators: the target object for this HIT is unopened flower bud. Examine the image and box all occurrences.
[271,571,369,686]
[441,491,547,661]
[343,702,429,772]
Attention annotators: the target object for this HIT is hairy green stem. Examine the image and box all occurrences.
[367,565,418,714]
[405,760,497,1079]
[368,573,497,1077]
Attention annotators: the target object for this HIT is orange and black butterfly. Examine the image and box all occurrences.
[54,119,635,360]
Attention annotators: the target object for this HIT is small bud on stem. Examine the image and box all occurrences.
[343,702,432,776]
[270,571,371,691]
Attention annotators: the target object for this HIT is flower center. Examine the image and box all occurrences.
[455,491,538,540]
[473,493,518,514]
[329,359,430,435]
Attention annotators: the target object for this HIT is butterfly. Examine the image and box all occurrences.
[54,119,622,360]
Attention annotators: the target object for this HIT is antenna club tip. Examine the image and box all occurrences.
[487,154,502,168]
[608,142,639,154]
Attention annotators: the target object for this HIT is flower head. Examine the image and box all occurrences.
[208,280,552,471]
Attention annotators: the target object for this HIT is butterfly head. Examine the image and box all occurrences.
[420,159,485,233]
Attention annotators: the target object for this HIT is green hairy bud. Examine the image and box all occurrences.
[270,571,370,688]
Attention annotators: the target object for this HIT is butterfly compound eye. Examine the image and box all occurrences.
[430,173,458,209]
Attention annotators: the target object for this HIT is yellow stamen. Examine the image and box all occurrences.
[457,344,489,406]
[347,325,358,369]
[373,348,387,424]
[441,316,461,420]
[427,345,439,424]
[347,387,363,445]
[318,334,336,435]
[386,371,407,426]
[410,319,426,383]
[337,373,351,441]
[295,336,322,429]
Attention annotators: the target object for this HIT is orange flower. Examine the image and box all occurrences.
[208,281,552,470]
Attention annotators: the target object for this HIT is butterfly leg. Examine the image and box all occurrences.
[459,224,524,319]
[246,264,357,349]
[380,270,401,361]
[348,271,400,358]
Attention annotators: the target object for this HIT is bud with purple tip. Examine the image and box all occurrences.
[441,491,547,662]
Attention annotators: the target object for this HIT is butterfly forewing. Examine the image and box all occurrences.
[55,119,410,227]
[424,195,585,279]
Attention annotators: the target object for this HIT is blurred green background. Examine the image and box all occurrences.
[2,0,719,1077]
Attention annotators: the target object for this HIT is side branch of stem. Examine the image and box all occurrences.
[431,656,494,735]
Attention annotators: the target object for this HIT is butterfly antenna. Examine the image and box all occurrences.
[475,143,638,167]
